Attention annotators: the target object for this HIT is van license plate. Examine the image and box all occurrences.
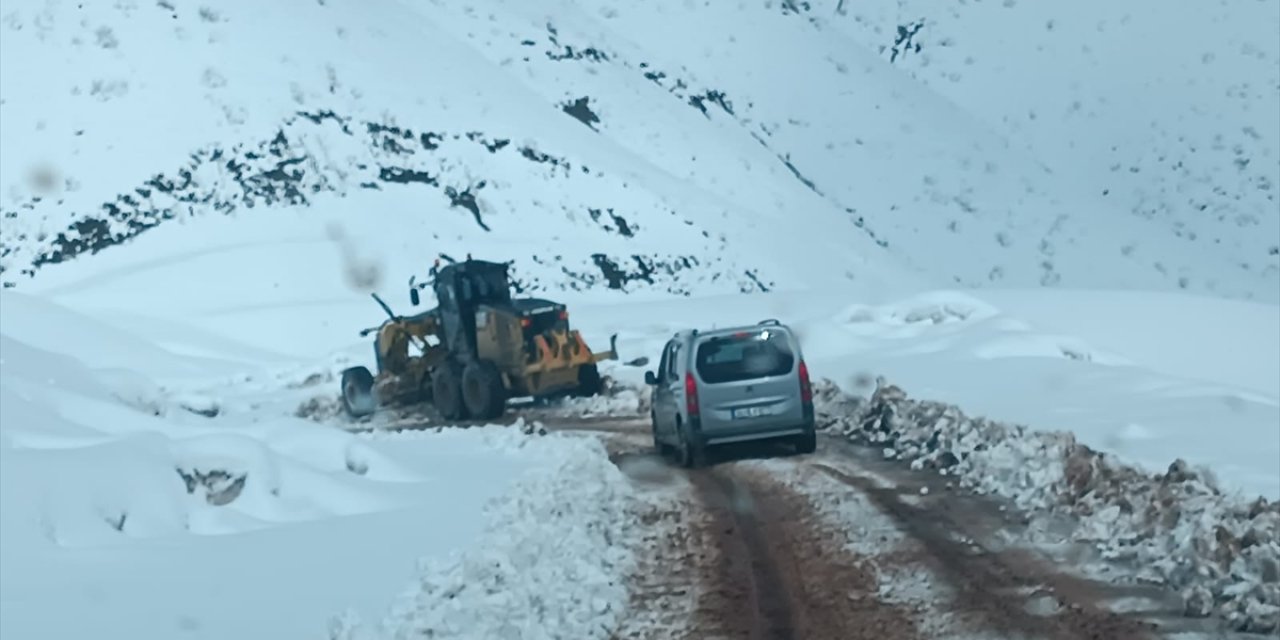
[732,406,767,419]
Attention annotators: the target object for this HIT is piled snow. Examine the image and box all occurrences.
[746,457,981,639]
[1,290,630,639]
[813,379,1280,633]
[573,288,1279,500]
[799,289,1280,500]
[537,372,649,419]
[329,432,638,640]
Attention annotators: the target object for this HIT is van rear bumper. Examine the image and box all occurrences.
[696,417,815,447]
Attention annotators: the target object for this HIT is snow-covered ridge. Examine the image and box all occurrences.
[1,108,767,295]
[3,0,1277,302]
[809,0,1280,267]
[813,379,1280,633]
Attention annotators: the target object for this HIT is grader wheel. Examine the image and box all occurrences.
[570,363,603,398]
[431,361,469,421]
[340,366,377,418]
[462,360,507,420]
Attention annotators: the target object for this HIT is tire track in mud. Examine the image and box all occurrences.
[683,463,924,640]
[358,415,1173,639]
[688,469,797,639]
[808,461,1161,640]
[599,425,1179,640]
[599,430,922,640]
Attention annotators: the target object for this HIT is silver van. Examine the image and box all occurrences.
[643,319,817,467]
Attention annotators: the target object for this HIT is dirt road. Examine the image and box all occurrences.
[595,425,1211,640]
[346,407,1229,639]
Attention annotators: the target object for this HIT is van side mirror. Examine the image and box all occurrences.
[644,371,657,385]
[410,288,420,306]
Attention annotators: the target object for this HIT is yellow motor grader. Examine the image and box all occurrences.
[339,258,618,421]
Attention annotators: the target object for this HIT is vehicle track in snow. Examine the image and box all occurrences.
[342,406,1217,639]
[806,461,1158,640]
[684,462,924,640]
[602,433,921,640]
[593,428,1189,640]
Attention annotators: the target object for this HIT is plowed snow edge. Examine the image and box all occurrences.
[326,430,639,640]
[812,379,1280,634]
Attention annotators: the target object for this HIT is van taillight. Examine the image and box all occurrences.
[798,360,812,405]
[684,371,699,417]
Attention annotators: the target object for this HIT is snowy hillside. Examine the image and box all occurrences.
[817,0,1280,291]
[2,0,1277,308]
[2,1,1278,638]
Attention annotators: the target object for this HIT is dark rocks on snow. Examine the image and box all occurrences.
[561,97,601,130]
[2,106,766,298]
[378,167,437,185]
[176,467,247,506]
[444,183,490,231]
[587,208,636,237]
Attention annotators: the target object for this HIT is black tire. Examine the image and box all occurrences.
[794,429,817,455]
[462,360,507,421]
[650,411,664,455]
[675,419,705,469]
[431,360,469,421]
[571,363,603,398]
[340,366,377,419]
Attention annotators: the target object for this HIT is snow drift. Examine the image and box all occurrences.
[812,379,1280,633]
[327,431,639,640]
[0,290,614,640]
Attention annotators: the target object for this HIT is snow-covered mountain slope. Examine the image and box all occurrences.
[0,0,912,301]
[1,0,1276,306]
[815,0,1280,287]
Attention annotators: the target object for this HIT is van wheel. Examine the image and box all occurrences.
[794,429,817,455]
[649,411,663,455]
[676,420,706,469]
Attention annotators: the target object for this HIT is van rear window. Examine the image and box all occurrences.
[695,330,795,383]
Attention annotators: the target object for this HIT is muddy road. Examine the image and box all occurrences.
[596,426,1209,640]
[347,408,1227,639]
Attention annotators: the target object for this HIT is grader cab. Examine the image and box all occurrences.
[339,258,618,421]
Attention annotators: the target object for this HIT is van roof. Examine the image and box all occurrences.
[682,321,792,341]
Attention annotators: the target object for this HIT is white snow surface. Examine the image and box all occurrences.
[0,290,635,640]
[332,432,637,640]
[812,381,1280,633]
[1,0,1277,306]
[573,289,1279,501]
[2,0,1278,636]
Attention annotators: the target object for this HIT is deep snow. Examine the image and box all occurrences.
[0,290,636,640]
[573,288,1280,501]
[811,380,1280,634]
[1,0,1277,637]
[2,0,1276,302]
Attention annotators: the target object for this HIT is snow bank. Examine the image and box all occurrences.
[1,291,584,638]
[538,374,649,419]
[808,288,1280,500]
[813,379,1280,633]
[329,432,638,640]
